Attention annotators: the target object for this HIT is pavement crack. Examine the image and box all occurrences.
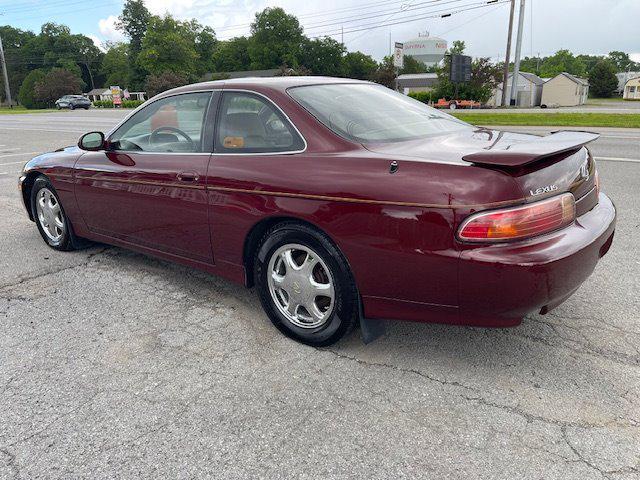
[0,446,20,479]
[321,348,479,392]
[0,247,109,291]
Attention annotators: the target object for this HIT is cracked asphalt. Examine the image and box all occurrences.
[1,110,639,479]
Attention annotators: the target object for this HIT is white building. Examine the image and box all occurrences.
[616,72,640,94]
[623,77,640,100]
[491,72,545,107]
[396,73,439,94]
[541,73,589,107]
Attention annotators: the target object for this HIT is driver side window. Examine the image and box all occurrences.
[109,92,212,153]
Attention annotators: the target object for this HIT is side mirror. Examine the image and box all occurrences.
[78,131,105,151]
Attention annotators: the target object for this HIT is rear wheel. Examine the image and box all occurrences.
[449,102,457,110]
[31,177,83,251]
[69,103,75,110]
[255,223,358,346]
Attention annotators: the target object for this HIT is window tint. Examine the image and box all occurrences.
[215,92,304,153]
[288,83,471,143]
[109,92,211,153]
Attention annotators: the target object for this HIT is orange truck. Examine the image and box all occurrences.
[434,98,481,110]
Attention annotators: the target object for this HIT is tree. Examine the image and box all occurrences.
[432,57,501,103]
[400,55,428,75]
[144,71,188,97]
[0,26,36,103]
[33,68,83,106]
[195,26,218,74]
[370,57,396,88]
[248,7,304,69]
[539,49,586,78]
[102,42,131,87]
[607,51,639,73]
[300,37,345,76]
[342,52,378,80]
[117,0,151,89]
[589,59,618,98]
[137,16,200,79]
[18,69,47,109]
[212,37,251,72]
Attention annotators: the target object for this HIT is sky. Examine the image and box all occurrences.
[3,0,640,63]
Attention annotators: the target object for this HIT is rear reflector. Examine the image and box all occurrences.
[458,193,576,242]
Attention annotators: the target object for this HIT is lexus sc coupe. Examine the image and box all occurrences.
[19,77,616,346]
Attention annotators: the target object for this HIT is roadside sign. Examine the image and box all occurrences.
[393,42,404,69]
[450,55,472,83]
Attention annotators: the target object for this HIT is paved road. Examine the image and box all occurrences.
[1,111,639,479]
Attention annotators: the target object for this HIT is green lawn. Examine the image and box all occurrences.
[451,112,640,128]
[0,107,57,114]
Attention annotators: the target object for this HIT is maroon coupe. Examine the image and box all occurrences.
[19,77,616,346]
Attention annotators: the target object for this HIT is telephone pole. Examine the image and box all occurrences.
[0,32,12,108]
[500,0,515,108]
[509,0,526,106]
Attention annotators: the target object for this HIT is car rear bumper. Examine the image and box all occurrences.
[457,192,616,324]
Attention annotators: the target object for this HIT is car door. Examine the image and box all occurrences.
[74,90,216,264]
[205,90,306,263]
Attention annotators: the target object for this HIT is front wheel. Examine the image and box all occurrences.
[254,223,358,346]
[31,176,81,251]
[449,102,457,110]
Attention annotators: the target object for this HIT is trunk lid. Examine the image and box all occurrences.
[364,129,599,215]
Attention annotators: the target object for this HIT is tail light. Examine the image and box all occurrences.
[458,193,576,243]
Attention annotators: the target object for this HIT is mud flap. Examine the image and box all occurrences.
[358,299,387,344]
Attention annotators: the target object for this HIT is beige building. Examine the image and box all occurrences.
[541,73,589,107]
[491,72,545,107]
[623,77,640,100]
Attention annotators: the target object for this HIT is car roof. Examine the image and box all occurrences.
[156,76,373,99]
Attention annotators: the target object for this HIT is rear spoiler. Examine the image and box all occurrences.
[462,131,599,167]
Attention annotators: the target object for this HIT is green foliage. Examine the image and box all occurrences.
[93,100,114,108]
[300,37,345,76]
[137,16,213,80]
[607,51,640,72]
[18,69,47,109]
[122,99,144,108]
[117,0,151,89]
[589,60,618,98]
[101,42,131,88]
[432,57,501,104]
[407,91,433,103]
[144,71,188,97]
[451,112,640,128]
[248,7,304,69]
[342,52,377,80]
[538,50,586,78]
[211,37,251,72]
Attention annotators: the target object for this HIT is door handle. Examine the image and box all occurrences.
[177,171,199,182]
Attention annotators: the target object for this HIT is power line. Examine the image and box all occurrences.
[310,1,508,38]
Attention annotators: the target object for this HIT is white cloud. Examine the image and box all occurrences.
[98,15,124,42]
[88,35,107,52]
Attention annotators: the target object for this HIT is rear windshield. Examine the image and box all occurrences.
[288,83,471,144]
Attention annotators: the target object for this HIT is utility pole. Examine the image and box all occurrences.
[341,26,344,45]
[0,32,12,109]
[509,0,526,106]
[500,0,515,108]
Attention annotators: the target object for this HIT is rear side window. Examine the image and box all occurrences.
[215,92,305,154]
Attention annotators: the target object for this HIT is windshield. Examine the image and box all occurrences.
[288,83,472,144]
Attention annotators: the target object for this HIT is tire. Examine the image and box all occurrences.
[254,222,359,347]
[31,176,85,251]
[449,102,457,110]
[69,104,75,110]
[56,105,61,110]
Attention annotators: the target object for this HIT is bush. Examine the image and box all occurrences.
[122,99,144,108]
[34,69,82,106]
[93,100,114,108]
[18,69,47,109]
[145,72,188,98]
[408,91,433,104]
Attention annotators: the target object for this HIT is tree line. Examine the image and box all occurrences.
[1,0,636,108]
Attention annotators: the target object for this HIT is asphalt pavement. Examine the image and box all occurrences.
[1,110,639,479]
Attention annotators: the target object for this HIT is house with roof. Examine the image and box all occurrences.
[490,71,545,107]
[396,73,439,94]
[623,77,640,100]
[541,72,589,107]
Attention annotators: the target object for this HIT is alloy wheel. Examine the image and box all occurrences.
[267,243,335,329]
[35,187,65,242]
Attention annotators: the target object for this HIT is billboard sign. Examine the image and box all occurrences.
[393,42,404,69]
